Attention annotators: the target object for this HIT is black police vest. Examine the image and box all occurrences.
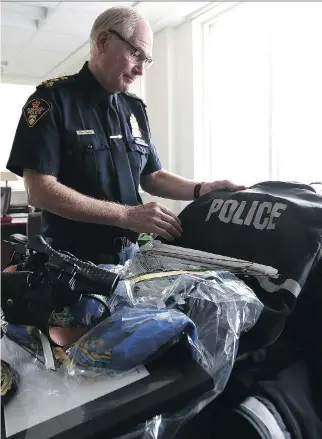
[168,181,322,351]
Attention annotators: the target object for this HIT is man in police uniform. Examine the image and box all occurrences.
[7,6,244,265]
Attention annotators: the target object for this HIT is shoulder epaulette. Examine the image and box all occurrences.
[123,92,146,105]
[37,74,76,89]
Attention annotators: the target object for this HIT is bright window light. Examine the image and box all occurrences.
[206,2,322,186]
[0,82,35,190]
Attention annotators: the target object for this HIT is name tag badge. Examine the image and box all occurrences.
[134,137,148,147]
[76,130,95,135]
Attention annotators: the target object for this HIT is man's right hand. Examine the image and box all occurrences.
[122,202,183,241]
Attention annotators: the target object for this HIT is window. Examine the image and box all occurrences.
[0,82,35,190]
[202,2,322,186]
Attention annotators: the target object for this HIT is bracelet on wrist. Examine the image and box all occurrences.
[193,182,205,199]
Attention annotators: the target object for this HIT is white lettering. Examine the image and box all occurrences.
[232,201,247,225]
[244,201,259,226]
[253,202,272,230]
[218,200,239,223]
[267,203,287,230]
[204,198,288,230]
[205,199,224,221]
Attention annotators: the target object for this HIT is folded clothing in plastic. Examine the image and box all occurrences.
[66,308,197,375]
[66,249,264,378]
[163,181,322,351]
[106,249,263,382]
[163,272,261,365]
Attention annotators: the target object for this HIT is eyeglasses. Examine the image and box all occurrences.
[108,29,154,70]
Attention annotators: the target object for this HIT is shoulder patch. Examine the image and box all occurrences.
[37,75,74,88]
[23,99,51,127]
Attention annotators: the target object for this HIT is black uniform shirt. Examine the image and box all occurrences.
[7,62,162,254]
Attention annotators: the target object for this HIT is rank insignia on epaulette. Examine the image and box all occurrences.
[23,99,51,127]
[40,75,70,87]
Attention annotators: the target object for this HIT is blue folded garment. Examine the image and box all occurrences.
[68,307,197,372]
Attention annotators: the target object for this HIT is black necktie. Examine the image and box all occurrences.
[107,95,138,206]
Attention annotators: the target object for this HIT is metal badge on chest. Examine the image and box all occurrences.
[130,114,148,146]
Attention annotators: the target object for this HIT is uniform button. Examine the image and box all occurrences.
[87,144,93,149]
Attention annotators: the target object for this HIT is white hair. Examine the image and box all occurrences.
[90,6,148,54]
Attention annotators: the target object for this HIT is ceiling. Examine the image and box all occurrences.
[1,1,211,85]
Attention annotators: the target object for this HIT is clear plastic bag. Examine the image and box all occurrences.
[112,242,265,438]
[110,269,263,437]
[3,241,265,439]
[66,242,264,438]
[107,240,274,313]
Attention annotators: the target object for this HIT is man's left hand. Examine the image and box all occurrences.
[200,180,246,197]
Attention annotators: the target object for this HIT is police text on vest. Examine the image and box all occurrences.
[205,199,287,230]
